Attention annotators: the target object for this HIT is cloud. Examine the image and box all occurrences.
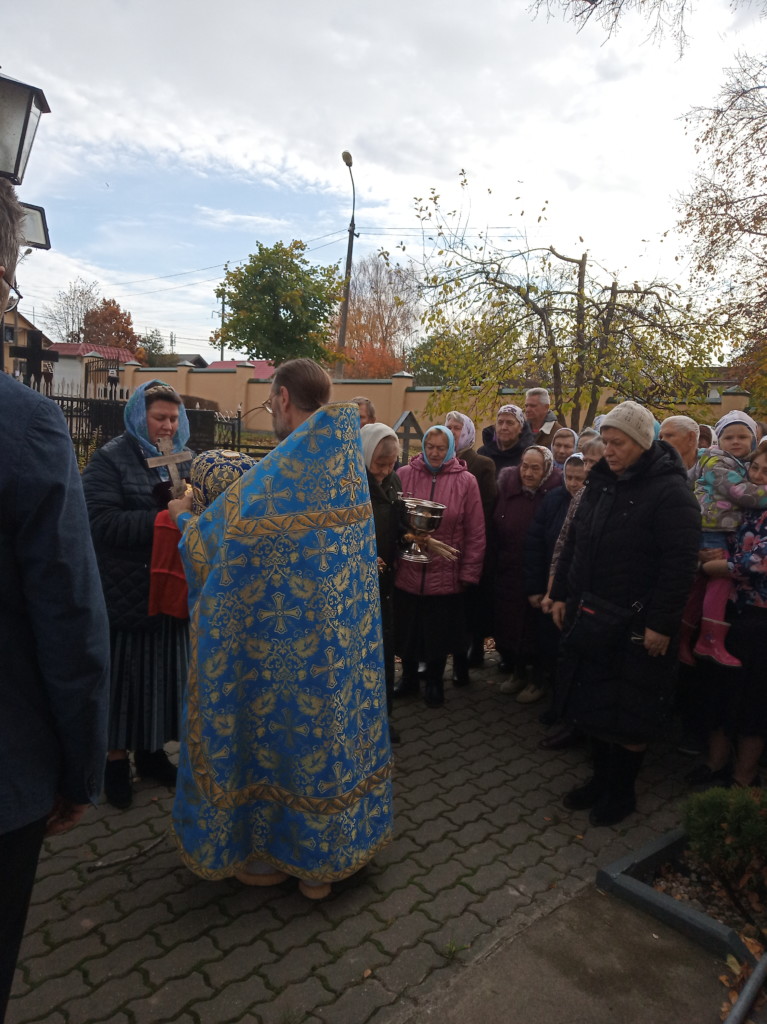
[194,206,290,231]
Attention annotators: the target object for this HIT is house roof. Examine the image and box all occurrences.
[47,343,137,363]
[205,358,273,378]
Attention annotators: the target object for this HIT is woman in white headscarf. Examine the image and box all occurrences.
[361,423,407,742]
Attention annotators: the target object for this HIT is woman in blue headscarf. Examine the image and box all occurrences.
[393,425,486,708]
[82,380,192,809]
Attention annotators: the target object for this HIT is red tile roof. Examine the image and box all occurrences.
[47,343,138,363]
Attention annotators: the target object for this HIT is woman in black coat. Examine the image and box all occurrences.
[82,380,192,809]
[550,402,701,827]
[361,423,407,743]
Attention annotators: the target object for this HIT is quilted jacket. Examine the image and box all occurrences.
[394,454,486,596]
[82,433,190,630]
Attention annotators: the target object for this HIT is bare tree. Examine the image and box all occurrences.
[42,278,101,344]
[530,0,764,53]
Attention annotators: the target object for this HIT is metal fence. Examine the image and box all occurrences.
[50,397,271,468]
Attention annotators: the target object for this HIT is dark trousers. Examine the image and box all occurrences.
[0,816,47,1022]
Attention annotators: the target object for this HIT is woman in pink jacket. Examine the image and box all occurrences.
[394,425,486,708]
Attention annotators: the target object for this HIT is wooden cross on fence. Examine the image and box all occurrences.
[146,435,193,498]
[10,330,58,390]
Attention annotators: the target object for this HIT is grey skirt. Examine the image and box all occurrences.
[108,616,189,751]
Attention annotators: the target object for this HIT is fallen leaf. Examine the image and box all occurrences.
[363,969,372,979]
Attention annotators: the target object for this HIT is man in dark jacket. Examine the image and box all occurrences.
[478,403,536,477]
[0,182,110,1019]
[524,387,558,448]
[550,401,700,827]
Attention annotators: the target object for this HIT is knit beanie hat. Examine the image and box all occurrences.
[599,401,655,451]
[714,410,758,444]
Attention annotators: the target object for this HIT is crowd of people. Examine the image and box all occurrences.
[4,155,767,996]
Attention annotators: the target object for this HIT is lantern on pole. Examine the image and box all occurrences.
[0,72,50,185]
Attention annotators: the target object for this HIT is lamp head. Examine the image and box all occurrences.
[341,150,353,168]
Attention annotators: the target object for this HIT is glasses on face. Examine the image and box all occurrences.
[257,396,274,416]
[3,282,21,315]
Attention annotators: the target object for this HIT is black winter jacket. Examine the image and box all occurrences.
[478,423,536,477]
[525,485,572,596]
[82,433,190,630]
[550,441,701,741]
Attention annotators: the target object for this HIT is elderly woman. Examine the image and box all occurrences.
[493,446,562,702]
[445,410,497,676]
[82,381,192,809]
[550,401,701,827]
[394,426,486,708]
[551,427,578,469]
[361,423,407,742]
[688,443,767,788]
[478,404,536,477]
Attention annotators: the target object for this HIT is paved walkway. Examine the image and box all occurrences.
[9,655,720,1024]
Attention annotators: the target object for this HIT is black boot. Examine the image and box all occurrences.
[104,757,133,809]
[134,748,178,787]
[563,739,609,810]
[467,636,485,668]
[424,658,446,708]
[451,650,470,687]
[589,746,644,827]
[394,660,420,697]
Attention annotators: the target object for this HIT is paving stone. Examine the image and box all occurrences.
[453,839,505,870]
[396,796,453,828]
[418,884,477,922]
[513,861,562,897]
[544,841,592,873]
[153,905,231,948]
[60,970,150,1021]
[83,934,165,985]
[204,939,277,986]
[369,940,445,995]
[367,883,429,922]
[10,1013,67,1024]
[188,972,276,1021]
[53,870,130,914]
[26,866,86,908]
[409,837,463,869]
[423,910,490,961]
[460,860,516,896]
[314,978,396,1024]
[317,941,390,991]
[313,909,382,956]
[113,870,189,912]
[411,859,467,895]
[141,935,222,984]
[7,970,89,1022]
[125,972,213,1021]
[238,977,335,1024]
[99,904,177,951]
[23,930,108,986]
[43,899,123,945]
[205,907,279,952]
[261,942,334,989]
[372,911,440,955]
[401,817,456,847]
[468,885,531,926]
[445,818,498,847]
[365,859,426,894]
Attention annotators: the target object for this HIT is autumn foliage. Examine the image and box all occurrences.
[83,298,140,354]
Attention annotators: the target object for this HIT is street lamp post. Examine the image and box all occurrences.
[336,150,357,379]
[0,71,50,374]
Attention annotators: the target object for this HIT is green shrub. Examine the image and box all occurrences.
[684,786,767,879]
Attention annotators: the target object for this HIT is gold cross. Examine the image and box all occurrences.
[217,542,247,586]
[339,465,363,502]
[257,592,301,635]
[247,476,292,516]
[303,530,340,572]
[310,646,345,688]
[305,422,332,454]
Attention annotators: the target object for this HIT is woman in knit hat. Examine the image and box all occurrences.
[549,401,701,827]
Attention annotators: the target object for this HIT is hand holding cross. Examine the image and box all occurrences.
[146,436,193,498]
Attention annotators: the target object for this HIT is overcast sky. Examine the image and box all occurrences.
[8,0,767,363]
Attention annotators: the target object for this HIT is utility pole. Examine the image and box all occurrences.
[220,262,227,361]
[336,152,357,379]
